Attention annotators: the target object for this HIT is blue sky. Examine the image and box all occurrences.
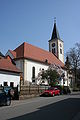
[0,0,80,60]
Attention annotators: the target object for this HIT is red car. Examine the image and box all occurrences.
[41,87,60,97]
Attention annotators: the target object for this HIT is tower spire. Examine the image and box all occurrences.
[49,19,64,63]
[51,18,60,40]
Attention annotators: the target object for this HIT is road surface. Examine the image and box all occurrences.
[0,92,80,120]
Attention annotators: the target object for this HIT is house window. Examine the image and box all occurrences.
[52,43,55,47]
[32,67,35,78]
[42,68,44,71]
[4,82,8,86]
[52,48,56,54]
[60,49,62,54]
[10,82,14,88]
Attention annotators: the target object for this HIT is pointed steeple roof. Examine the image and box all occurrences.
[51,19,60,40]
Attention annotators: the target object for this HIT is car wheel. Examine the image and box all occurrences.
[58,92,60,96]
[6,99,11,106]
[53,93,55,97]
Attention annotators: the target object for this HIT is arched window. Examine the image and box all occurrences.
[60,43,62,47]
[32,67,35,78]
[60,49,62,54]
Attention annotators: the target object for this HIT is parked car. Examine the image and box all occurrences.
[0,91,11,106]
[3,86,19,100]
[53,85,71,95]
[40,87,60,97]
[3,86,12,95]
[63,86,71,94]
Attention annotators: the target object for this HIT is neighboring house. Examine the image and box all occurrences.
[6,20,70,86]
[0,58,21,88]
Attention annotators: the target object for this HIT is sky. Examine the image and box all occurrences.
[0,0,80,60]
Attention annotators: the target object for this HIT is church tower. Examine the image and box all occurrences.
[49,19,64,63]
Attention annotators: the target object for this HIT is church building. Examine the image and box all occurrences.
[6,21,69,86]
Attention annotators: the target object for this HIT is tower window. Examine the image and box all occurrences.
[32,67,35,78]
[60,49,62,54]
[52,48,56,54]
[60,43,62,47]
[52,43,55,47]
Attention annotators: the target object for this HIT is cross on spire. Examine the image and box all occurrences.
[54,17,56,24]
[51,18,60,40]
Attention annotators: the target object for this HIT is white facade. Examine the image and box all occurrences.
[27,60,48,82]
[0,71,20,87]
[15,59,48,85]
[15,58,70,86]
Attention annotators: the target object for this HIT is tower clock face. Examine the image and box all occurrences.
[52,43,55,47]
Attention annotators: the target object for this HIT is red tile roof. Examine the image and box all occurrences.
[0,58,21,73]
[13,42,64,67]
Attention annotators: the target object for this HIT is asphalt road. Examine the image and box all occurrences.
[0,92,80,120]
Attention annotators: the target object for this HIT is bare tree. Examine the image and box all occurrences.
[66,43,80,84]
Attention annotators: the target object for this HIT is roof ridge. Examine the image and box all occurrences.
[13,42,64,67]
[24,42,50,53]
[15,41,52,56]
[14,42,24,51]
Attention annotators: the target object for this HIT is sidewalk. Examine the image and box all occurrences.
[11,91,80,106]
[11,97,39,107]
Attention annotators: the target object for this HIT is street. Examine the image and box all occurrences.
[0,92,80,120]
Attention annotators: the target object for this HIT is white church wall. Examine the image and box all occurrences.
[26,60,48,83]
[15,59,48,84]
[15,59,69,86]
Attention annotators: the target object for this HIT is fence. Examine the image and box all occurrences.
[19,85,49,99]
